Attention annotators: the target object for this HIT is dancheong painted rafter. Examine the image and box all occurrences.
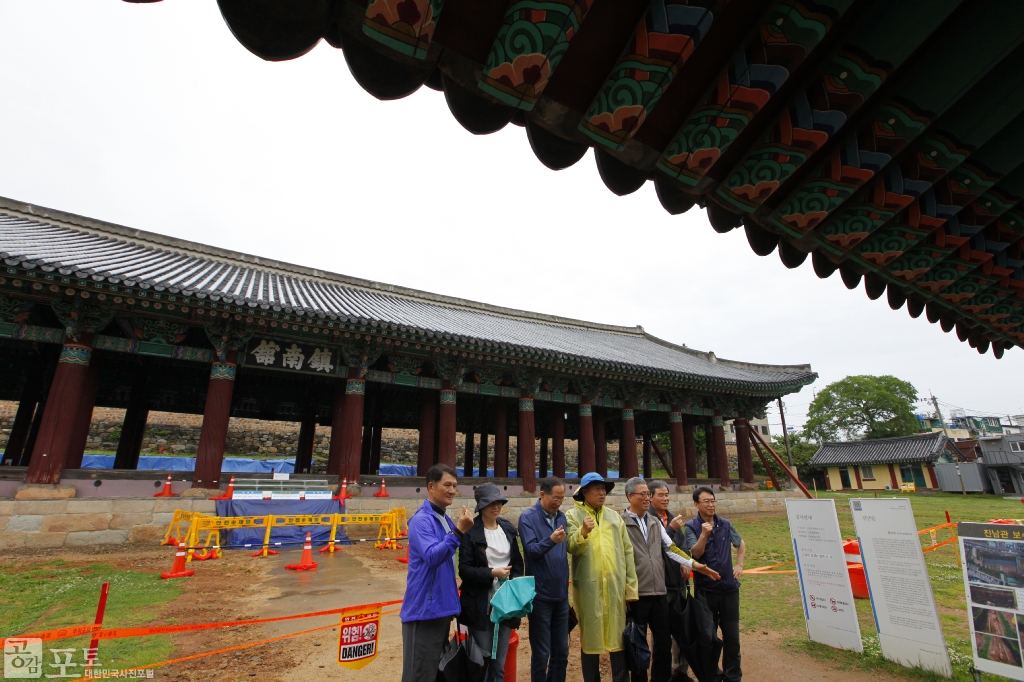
[123,0,1024,357]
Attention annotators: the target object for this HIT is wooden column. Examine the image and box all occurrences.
[538,422,548,479]
[713,412,729,487]
[464,430,476,477]
[704,422,717,479]
[594,407,607,477]
[295,415,317,474]
[416,390,437,476]
[438,381,457,468]
[519,394,536,492]
[552,408,565,478]
[193,354,238,489]
[25,342,96,484]
[683,420,696,483]
[493,401,509,477]
[642,431,653,479]
[479,420,489,478]
[113,363,149,470]
[620,409,638,479]
[887,464,899,489]
[4,354,46,465]
[327,380,347,477]
[736,412,754,484]
[370,425,382,475]
[577,403,595,476]
[669,411,687,486]
[64,355,100,471]
[339,372,367,483]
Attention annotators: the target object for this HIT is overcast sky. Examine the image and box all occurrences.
[1,1,1021,432]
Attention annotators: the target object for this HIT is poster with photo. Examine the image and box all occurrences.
[959,522,1024,679]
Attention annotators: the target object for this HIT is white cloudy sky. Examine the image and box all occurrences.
[1,1,1021,432]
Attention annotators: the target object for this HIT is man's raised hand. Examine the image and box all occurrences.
[580,516,596,538]
[455,506,473,533]
[550,525,566,544]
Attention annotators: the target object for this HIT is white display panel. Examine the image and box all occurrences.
[960,522,1024,679]
[851,498,952,677]
[786,498,863,651]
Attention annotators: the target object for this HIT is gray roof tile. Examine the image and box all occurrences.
[809,432,948,467]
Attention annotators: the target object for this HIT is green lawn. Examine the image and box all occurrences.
[0,560,181,673]
[734,491,1024,681]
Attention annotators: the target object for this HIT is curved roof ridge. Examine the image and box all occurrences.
[0,196,649,336]
[641,332,812,373]
[821,431,945,447]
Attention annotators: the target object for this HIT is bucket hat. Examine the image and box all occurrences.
[474,482,509,513]
[573,472,615,501]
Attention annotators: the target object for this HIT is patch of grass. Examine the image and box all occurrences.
[0,559,182,670]
[733,491,1022,680]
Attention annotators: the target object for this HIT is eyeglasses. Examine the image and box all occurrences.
[628,492,651,498]
[547,497,565,503]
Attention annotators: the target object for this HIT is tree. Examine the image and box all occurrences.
[752,432,821,482]
[803,375,920,442]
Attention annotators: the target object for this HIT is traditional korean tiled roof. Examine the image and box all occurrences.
[143,0,1024,358]
[0,198,815,394]
[809,431,948,467]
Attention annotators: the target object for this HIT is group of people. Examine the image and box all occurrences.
[400,464,746,682]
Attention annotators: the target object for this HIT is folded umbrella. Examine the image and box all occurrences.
[488,576,536,657]
[622,613,651,675]
[679,588,723,682]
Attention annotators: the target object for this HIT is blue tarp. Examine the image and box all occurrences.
[377,464,617,478]
[81,454,295,474]
[215,499,348,548]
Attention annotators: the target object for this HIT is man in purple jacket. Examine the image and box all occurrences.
[401,464,474,682]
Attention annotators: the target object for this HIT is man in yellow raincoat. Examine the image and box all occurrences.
[567,472,638,682]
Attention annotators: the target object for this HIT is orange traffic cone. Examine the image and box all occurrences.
[373,478,390,498]
[285,532,318,571]
[161,542,196,579]
[251,547,281,557]
[210,476,235,501]
[335,478,352,501]
[397,545,409,564]
[153,475,178,498]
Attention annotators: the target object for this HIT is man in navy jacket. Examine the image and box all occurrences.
[400,464,473,682]
[518,476,570,682]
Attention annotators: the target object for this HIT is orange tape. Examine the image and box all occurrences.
[70,607,404,681]
[17,599,404,644]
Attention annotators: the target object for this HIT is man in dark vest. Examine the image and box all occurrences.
[683,487,746,682]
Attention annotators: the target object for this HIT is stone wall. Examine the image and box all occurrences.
[0,491,800,549]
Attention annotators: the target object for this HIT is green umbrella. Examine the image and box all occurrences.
[488,576,536,657]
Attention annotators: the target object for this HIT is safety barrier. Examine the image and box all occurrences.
[159,508,409,561]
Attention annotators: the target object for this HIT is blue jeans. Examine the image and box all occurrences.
[469,621,513,682]
[527,599,569,682]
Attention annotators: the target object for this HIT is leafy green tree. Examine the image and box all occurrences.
[803,375,920,442]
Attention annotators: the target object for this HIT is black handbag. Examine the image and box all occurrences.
[679,588,724,682]
[437,621,487,682]
[622,613,652,675]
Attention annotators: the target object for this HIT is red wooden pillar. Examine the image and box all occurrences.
[736,412,754,484]
[416,390,437,476]
[464,430,476,477]
[669,411,687,486]
[683,421,697,481]
[552,407,565,478]
[594,407,608,477]
[519,395,537,491]
[926,464,939,489]
[295,415,317,474]
[327,380,347,477]
[479,421,490,478]
[193,354,238,489]
[620,409,638,479]
[25,342,95,484]
[577,403,595,476]
[887,464,899,489]
[438,381,457,468]
[65,356,100,470]
[339,372,367,483]
[538,422,548,479]
[493,401,509,477]
[853,466,862,489]
[704,422,716,478]
[713,412,729,487]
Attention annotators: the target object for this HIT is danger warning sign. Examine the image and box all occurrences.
[337,606,380,670]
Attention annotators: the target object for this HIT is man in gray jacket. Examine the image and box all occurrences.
[622,477,719,682]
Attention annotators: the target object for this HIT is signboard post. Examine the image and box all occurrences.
[959,522,1024,678]
[851,498,952,677]
[786,498,862,651]
[337,605,381,670]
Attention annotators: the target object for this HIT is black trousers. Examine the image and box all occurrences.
[630,595,672,682]
[666,590,689,678]
[581,650,629,682]
[401,616,452,682]
[700,589,741,682]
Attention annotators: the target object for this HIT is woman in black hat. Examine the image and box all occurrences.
[458,482,525,682]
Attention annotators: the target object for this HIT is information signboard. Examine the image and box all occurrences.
[786,499,862,651]
[959,522,1024,679]
[851,498,952,677]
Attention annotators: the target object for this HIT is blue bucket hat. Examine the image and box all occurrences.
[573,472,615,501]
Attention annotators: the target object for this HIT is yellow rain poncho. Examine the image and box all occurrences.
[566,500,638,654]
